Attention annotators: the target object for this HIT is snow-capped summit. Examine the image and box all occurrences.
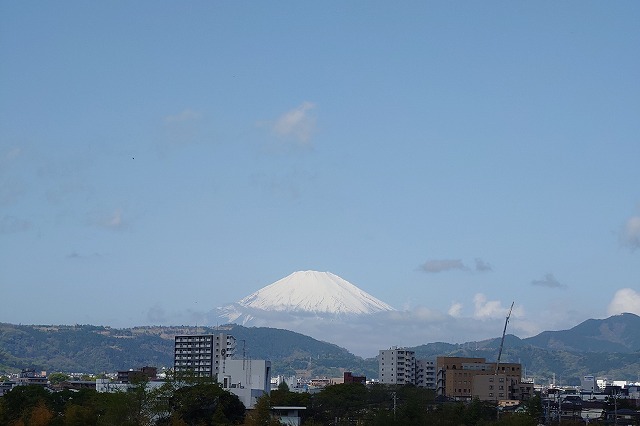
[218,270,395,324]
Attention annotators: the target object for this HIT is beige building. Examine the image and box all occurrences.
[436,356,524,401]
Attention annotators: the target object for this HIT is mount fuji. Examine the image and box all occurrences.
[217,271,395,325]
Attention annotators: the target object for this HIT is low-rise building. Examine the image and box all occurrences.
[271,406,306,426]
[220,359,271,409]
[436,356,523,402]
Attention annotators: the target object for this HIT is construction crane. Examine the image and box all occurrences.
[494,301,514,375]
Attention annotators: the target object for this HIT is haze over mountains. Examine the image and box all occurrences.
[212,270,529,356]
[215,270,405,355]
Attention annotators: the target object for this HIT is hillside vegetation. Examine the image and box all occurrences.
[1,313,638,384]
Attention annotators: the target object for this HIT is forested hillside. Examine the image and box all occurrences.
[2,313,639,384]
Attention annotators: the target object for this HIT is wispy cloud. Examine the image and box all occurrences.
[420,259,467,273]
[419,258,493,274]
[250,168,318,200]
[2,147,21,162]
[164,109,202,124]
[0,215,31,234]
[607,288,640,316]
[531,273,565,288]
[147,304,206,325]
[162,109,203,146]
[448,302,463,317]
[90,208,128,231]
[621,215,640,251]
[0,147,26,206]
[66,251,102,260]
[270,102,317,146]
[474,258,492,272]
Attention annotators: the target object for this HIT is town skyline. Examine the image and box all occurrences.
[1,2,639,347]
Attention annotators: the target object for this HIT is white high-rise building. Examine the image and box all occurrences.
[174,333,236,378]
[378,347,416,385]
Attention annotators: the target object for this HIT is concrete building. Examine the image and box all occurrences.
[581,375,597,393]
[117,366,157,384]
[343,372,366,384]
[271,406,306,426]
[378,347,416,385]
[15,369,48,387]
[96,378,165,393]
[220,359,271,409]
[436,356,523,401]
[416,359,436,389]
[174,333,236,378]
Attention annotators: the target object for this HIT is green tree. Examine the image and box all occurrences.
[269,381,310,410]
[524,393,542,420]
[0,385,54,425]
[26,400,54,426]
[243,393,280,426]
[63,404,98,426]
[310,383,369,424]
[48,372,70,385]
[157,382,245,426]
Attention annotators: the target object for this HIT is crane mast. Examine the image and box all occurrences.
[495,301,514,375]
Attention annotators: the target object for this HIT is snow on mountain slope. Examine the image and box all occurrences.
[218,271,395,324]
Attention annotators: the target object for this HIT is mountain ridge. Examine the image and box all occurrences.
[1,313,638,384]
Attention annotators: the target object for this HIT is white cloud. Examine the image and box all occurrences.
[621,216,640,251]
[531,273,565,288]
[473,293,506,319]
[420,259,467,273]
[271,102,316,145]
[607,288,640,316]
[448,302,463,317]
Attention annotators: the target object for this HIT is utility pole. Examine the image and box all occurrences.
[392,391,397,421]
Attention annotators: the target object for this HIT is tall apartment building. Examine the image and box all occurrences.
[416,359,436,389]
[174,333,236,378]
[378,347,416,385]
[436,356,524,401]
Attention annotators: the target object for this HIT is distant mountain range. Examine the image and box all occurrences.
[1,313,639,385]
[409,313,640,385]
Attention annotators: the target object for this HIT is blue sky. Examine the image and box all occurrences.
[1,2,639,354]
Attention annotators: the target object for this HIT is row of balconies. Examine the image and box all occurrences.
[175,356,214,361]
